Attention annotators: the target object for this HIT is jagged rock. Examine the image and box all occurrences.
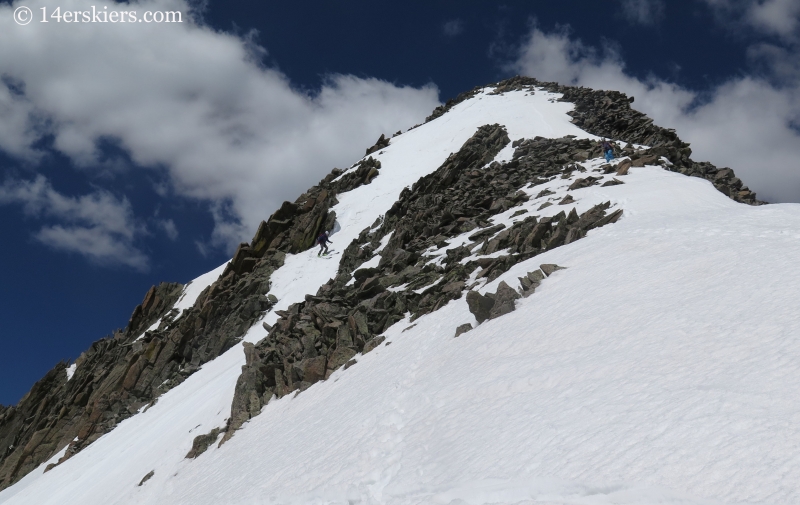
[293,356,327,383]
[185,427,222,459]
[540,264,566,277]
[558,195,575,205]
[138,470,154,486]
[454,324,473,337]
[528,269,545,283]
[519,269,545,297]
[488,281,520,320]
[616,159,632,175]
[631,154,658,167]
[568,177,600,191]
[365,133,390,155]
[326,347,358,377]
[602,178,624,187]
[466,290,495,324]
[588,209,624,229]
[363,336,385,354]
[468,224,506,242]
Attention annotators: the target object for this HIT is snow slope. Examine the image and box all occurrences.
[3,88,800,505]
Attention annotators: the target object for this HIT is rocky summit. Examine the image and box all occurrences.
[2,76,795,505]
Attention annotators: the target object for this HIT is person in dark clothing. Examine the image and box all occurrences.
[316,231,332,256]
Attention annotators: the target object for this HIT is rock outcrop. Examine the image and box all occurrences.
[428,76,762,205]
[0,158,386,490]
[222,125,633,441]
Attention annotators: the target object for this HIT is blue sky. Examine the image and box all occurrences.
[0,0,798,405]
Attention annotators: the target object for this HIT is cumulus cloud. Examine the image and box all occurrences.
[747,0,800,38]
[619,0,666,25]
[509,26,800,203]
[0,0,440,253]
[703,0,800,39]
[0,176,148,269]
[443,19,464,37]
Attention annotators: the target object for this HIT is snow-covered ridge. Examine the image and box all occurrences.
[3,83,795,505]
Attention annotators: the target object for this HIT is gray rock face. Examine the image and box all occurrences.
[568,177,600,191]
[540,264,566,277]
[488,281,521,320]
[454,324,473,337]
[185,427,223,459]
[466,291,496,324]
[0,141,390,490]
[365,133,390,155]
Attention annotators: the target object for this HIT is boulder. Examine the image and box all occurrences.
[293,356,327,383]
[326,346,358,375]
[185,427,222,459]
[615,159,632,175]
[454,324,473,338]
[363,336,385,354]
[568,177,599,190]
[540,264,566,277]
[488,281,520,320]
[466,290,495,324]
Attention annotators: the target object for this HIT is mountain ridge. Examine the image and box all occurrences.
[0,75,763,494]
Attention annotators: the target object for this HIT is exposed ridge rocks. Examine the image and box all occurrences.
[428,75,763,206]
[248,156,380,259]
[465,265,565,325]
[223,127,629,443]
[365,134,390,155]
[0,155,388,490]
[221,124,514,442]
[1,75,754,488]
[0,281,182,490]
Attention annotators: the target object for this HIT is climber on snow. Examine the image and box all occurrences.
[602,139,615,162]
[316,230,332,256]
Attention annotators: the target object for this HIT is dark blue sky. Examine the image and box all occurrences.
[1,0,797,405]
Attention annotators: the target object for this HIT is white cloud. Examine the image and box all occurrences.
[0,176,149,269]
[35,225,149,269]
[702,0,800,39]
[158,219,178,240]
[619,0,666,25]
[443,19,464,37]
[510,27,800,203]
[0,0,440,251]
[747,0,800,38]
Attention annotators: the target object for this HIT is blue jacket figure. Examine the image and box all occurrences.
[602,139,615,162]
[316,231,332,256]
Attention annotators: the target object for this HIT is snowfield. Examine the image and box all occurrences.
[2,89,799,505]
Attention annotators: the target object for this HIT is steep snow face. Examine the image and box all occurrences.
[4,89,799,505]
